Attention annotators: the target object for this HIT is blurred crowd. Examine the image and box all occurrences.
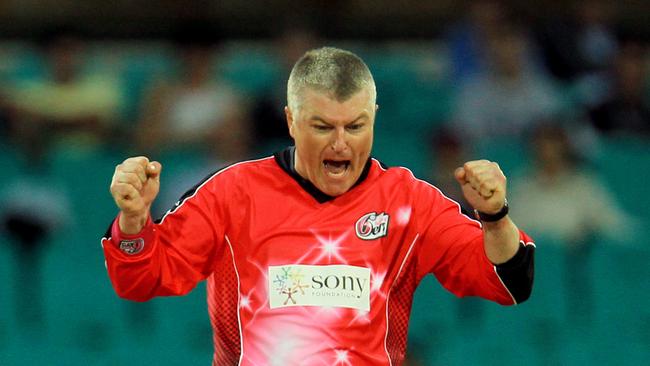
[0,0,648,364]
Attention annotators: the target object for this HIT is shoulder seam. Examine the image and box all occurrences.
[157,156,274,224]
[388,165,481,226]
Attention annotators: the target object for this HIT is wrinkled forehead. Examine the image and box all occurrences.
[298,83,376,107]
[296,87,376,122]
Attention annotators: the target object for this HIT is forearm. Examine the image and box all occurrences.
[119,210,150,234]
[482,215,520,265]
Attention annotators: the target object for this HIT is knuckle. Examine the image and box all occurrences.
[134,156,149,165]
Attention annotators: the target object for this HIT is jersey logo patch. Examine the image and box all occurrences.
[355,212,390,240]
[119,238,144,255]
[269,265,370,311]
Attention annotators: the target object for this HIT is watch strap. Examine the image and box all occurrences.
[474,199,509,222]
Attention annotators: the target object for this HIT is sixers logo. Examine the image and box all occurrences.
[355,212,390,240]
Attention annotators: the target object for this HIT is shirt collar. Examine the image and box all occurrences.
[273,146,372,203]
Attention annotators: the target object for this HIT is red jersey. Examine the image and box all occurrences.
[102,147,535,366]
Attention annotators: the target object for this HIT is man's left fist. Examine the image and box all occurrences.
[454,160,507,214]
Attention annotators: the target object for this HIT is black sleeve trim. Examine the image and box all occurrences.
[103,220,114,239]
[495,242,535,304]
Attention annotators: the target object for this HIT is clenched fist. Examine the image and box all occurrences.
[110,156,162,234]
[454,160,506,215]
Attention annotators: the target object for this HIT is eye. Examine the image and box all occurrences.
[313,124,332,131]
[346,123,364,131]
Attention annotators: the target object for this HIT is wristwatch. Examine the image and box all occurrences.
[474,199,509,222]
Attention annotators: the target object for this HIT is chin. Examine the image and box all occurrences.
[321,183,352,197]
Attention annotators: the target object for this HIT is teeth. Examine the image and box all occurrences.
[323,160,349,175]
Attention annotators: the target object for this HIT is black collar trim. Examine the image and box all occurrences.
[273,146,373,203]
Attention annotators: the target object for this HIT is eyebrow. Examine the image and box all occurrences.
[310,113,369,125]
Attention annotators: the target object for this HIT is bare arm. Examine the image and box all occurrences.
[481,215,519,264]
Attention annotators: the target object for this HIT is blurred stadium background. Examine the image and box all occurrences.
[0,1,648,365]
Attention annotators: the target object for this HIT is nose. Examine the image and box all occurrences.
[331,127,348,153]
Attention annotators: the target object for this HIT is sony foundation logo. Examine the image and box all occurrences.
[268,265,370,311]
[355,212,390,240]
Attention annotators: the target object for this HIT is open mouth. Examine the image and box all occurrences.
[323,159,351,176]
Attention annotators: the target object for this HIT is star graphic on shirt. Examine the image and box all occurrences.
[312,231,349,263]
[243,260,272,328]
[348,309,371,326]
[293,230,350,264]
[396,206,412,226]
[333,348,352,366]
[370,270,387,295]
[240,292,252,311]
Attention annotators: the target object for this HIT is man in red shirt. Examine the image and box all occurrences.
[103,47,535,365]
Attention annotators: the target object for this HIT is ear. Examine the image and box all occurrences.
[285,106,295,139]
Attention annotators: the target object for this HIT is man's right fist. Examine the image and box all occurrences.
[110,156,162,234]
